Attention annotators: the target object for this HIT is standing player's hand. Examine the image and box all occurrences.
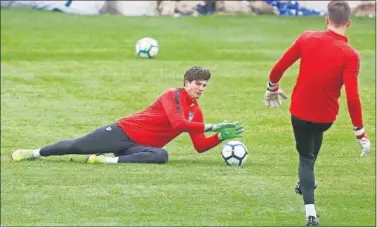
[354,127,371,157]
[218,125,244,141]
[358,137,371,157]
[264,82,288,108]
[205,121,239,132]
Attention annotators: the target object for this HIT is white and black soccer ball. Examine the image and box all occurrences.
[135,37,159,59]
[221,140,248,167]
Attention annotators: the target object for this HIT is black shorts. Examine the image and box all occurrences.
[291,115,333,159]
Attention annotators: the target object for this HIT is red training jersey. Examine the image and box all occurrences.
[269,29,363,127]
[117,88,221,152]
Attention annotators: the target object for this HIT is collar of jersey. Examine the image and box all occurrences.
[182,89,198,107]
[326,29,348,42]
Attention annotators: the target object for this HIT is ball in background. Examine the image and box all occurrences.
[135,37,159,59]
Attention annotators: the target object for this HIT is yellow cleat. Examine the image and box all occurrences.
[11,149,36,161]
[86,154,106,164]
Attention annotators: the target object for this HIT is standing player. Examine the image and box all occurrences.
[263,1,371,226]
[12,66,244,164]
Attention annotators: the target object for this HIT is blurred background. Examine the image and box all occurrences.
[1,0,376,18]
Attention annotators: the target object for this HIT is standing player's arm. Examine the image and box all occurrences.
[343,52,364,133]
[343,51,371,157]
[269,34,302,84]
[160,90,205,133]
[189,110,221,153]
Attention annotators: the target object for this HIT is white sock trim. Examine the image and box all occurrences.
[269,81,278,86]
[105,157,119,164]
[267,81,279,90]
[354,128,365,136]
[33,149,41,158]
[305,204,317,217]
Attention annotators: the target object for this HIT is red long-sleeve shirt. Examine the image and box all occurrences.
[269,29,363,127]
[117,88,221,152]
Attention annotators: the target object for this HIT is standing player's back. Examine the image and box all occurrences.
[291,30,359,123]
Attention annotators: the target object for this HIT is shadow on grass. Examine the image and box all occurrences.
[6,155,223,166]
[4,155,264,170]
[167,158,222,166]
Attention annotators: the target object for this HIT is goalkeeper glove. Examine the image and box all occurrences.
[354,127,371,157]
[264,81,288,108]
[205,121,239,132]
[218,125,244,141]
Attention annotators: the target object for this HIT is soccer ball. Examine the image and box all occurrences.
[221,140,248,167]
[135,37,159,59]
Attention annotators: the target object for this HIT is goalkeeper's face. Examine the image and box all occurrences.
[184,80,208,100]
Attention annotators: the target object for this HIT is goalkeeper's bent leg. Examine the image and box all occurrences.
[40,123,134,156]
[117,146,168,164]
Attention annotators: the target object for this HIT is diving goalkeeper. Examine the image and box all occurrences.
[12,66,244,164]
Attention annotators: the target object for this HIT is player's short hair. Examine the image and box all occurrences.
[327,0,351,27]
[184,66,211,85]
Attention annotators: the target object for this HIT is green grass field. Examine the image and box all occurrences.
[1,9,376,227]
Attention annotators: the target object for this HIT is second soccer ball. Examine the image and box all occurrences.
[135,37,159,59]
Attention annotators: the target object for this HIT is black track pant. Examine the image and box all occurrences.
[291,115,333,204]
[39,123,168,164]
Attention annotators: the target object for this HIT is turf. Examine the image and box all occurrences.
[1,9,375,226]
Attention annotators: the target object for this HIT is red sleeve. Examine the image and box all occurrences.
[160,89,205,133]
[269,33,302,84]
[189,108,221,153]
[343,51,364,128]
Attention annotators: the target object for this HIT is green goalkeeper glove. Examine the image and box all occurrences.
[205,121,239,132]
[218,126,244,141]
